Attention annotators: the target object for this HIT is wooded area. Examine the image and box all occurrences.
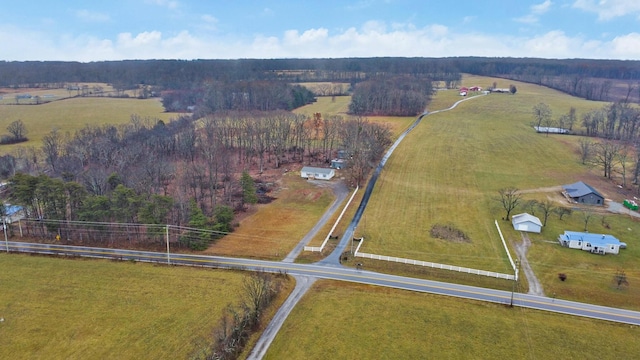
[3,56,640,248]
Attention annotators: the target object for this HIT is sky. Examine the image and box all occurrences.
[2,0,640,62]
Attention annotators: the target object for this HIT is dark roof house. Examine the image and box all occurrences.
[562,181,604,206]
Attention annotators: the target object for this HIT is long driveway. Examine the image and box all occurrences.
[321,94,487,265]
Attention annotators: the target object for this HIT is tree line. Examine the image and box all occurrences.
[2,110,391,245]
[532,100,640,191]
[161,80,315,113]
[349,75,433,116]
[4,57,640,102]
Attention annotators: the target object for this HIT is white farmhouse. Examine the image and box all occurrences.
[300,166,335,180]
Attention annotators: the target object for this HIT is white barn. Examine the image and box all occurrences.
[300,166,335,180]
[511,213,542,233]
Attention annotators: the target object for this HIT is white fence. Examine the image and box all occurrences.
[304,186,359,253]
[354,252,515,280]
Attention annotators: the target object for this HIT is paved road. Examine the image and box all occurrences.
[6,241,640,326]
[248,275,316,360]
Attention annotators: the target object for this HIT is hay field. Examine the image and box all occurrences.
[0,96,174,154]
[293,95,416,138]
[266,280,640,360]
[205,173,335,260]
[355,76,640,306]
[0,253,257,359]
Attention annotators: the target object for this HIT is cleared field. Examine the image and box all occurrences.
[204,172,335,260]
[0,253,281,359]
[293,95,416,138]
[0,96,174,154]
[266,280,640,360]
[293,95,351,116]
[295,82,350,95]
[354,75,640,307]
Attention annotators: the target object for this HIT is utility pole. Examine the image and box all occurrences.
[3,216,8,253]
[165,225,171,265]
[510,259,519,307]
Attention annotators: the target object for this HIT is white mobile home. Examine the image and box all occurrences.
[558,231,626,255]
[300,166,335,180]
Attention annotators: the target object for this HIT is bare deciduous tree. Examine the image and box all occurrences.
[614,269,629,290]
[533,103,552,128]
[6,119,28,142]
[536,200,556,226]
[578,138,593,165]
[581,209,594,231]
[496,187,522,221]
[592,140,623,179]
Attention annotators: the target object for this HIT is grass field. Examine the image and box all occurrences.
[348,75,640,307]
[266,280,640,360]
[0,253,293,359]
[203,172,335,260]
[0,96,174,154]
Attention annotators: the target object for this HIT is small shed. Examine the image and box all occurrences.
[511,213,542,233]
[330,159,345,169]
[301,166,335,180]
[558,231,626,255]
[562,181,604,206]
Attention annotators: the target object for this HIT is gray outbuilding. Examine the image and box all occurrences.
[562,181,604,206]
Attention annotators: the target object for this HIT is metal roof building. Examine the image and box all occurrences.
[562,181,604,206]
[512,213,542,233]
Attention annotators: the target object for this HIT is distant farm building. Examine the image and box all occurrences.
[469,86,482,91]
[330,158,345,169]
[534,126,569,134]
[562,181,604,205]
[511,213,542,233]
[558,231,626,255]
[301,166,335,180]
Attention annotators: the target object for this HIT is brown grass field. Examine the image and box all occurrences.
[203,172,335,260]
[266,280,640,360]
[0,94,175,154]
[0,253,294,359]
[3,75,640,358]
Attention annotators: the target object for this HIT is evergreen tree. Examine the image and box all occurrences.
[240,171,258,208]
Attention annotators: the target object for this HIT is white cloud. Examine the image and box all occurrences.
[515,0,553,24]
[74,9,110,23]
[532,0,553,14]
[611,33,640,58]
[145,0,180,10]
[2,20,640,61]
[514,14,539,24]
[573,0,640,21]
[462,16,476,24]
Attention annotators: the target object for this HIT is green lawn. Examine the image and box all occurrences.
[0,253,255,359]
[266,280,640,360]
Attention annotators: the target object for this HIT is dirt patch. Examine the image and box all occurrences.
[430,224,471,243]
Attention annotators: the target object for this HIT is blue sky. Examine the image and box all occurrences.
[2,0,640,61]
